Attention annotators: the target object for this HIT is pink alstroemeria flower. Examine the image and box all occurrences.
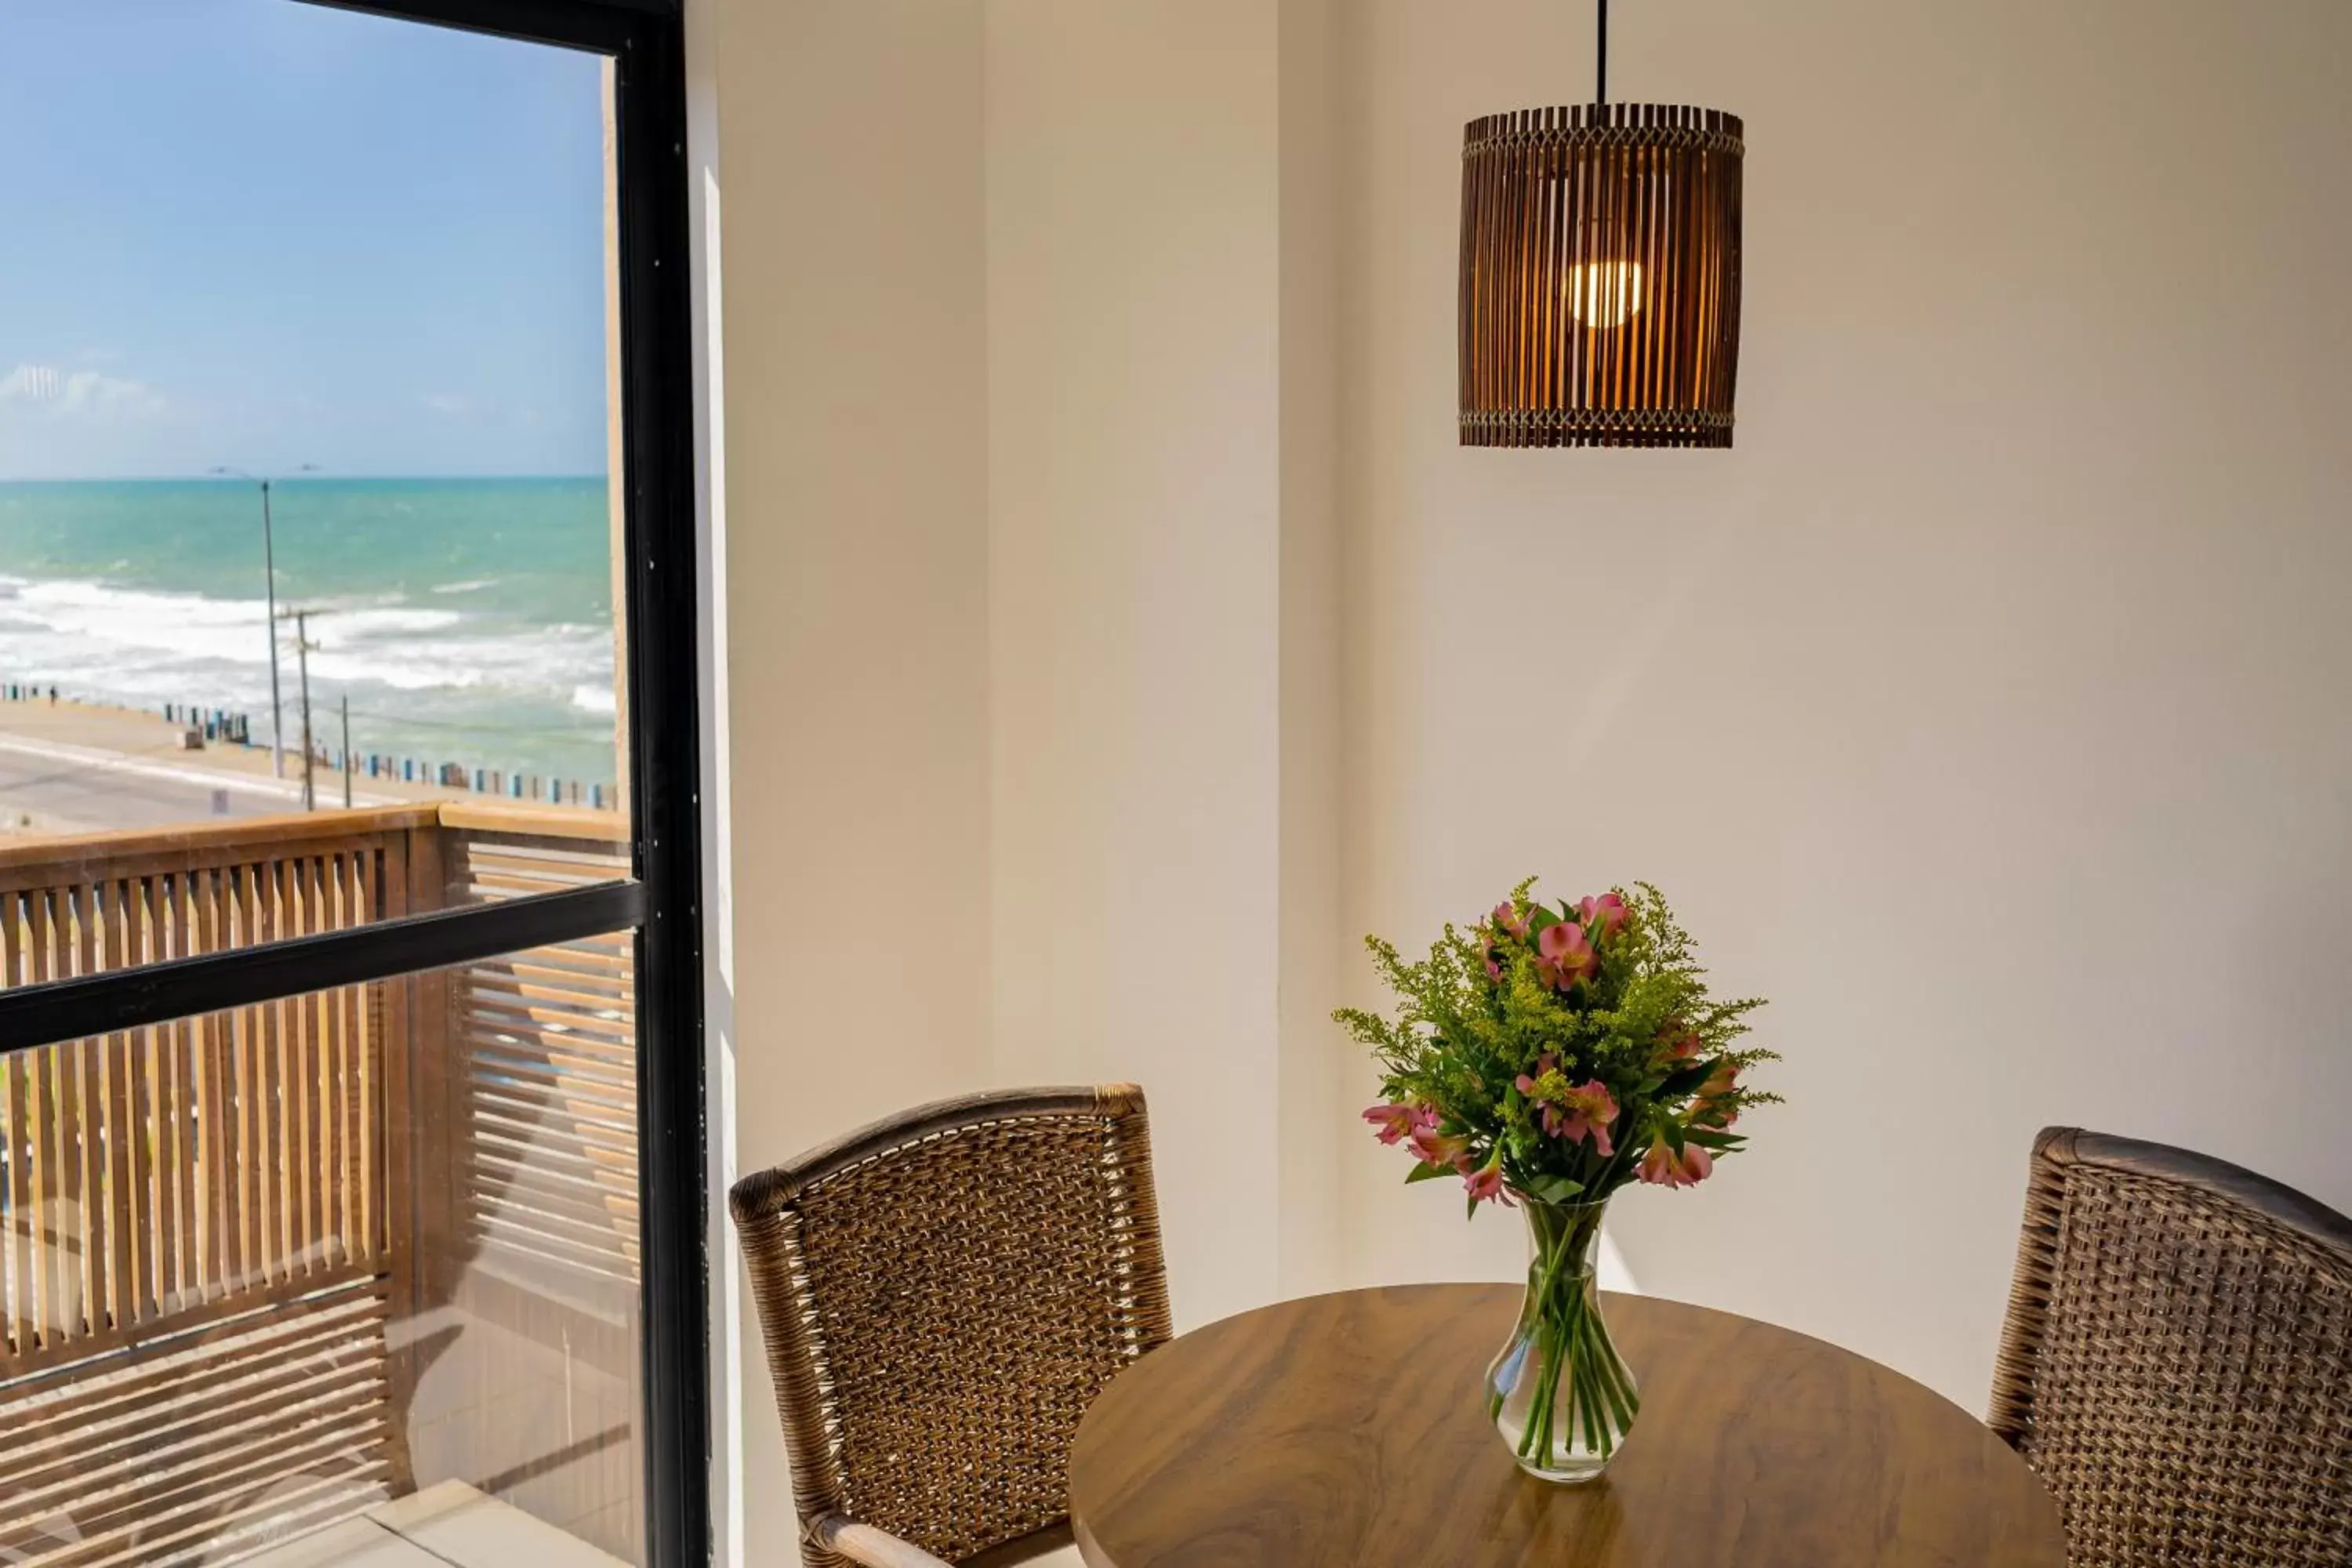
[1483,947,1504,982]
[1408,1121,1472,1171]
[1577,891,1629,940]
[1658,1024,1704,1064]
[1512,1054,1560,1099]
[1552,1079,1620,1156]
[1492,901,1530,940]
[1636,1134,1715,1189]
[1463,1152,1511,1204]
[1534,920,1598,993]
[1693,1062,1740,1128]
[1362,1102,1424,1145]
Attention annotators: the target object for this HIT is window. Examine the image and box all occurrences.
[0,2,703,1563]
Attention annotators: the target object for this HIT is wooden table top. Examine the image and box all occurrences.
[1069,1284,2067,1568]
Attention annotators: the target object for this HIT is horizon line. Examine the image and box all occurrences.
[0,472,608,485]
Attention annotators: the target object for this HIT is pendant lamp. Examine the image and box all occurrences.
[1459,0,1744,448]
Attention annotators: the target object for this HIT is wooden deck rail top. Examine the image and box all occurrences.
[0,800,629,882]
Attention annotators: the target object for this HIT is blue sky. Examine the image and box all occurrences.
[0,0,608,480]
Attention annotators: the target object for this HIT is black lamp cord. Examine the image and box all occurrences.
[1596,0,1609,105]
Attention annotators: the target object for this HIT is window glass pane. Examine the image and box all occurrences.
[0,5,659,1562]
[0,0,630,883]
[0,930,646,1563]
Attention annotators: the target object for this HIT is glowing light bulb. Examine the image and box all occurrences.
[1567,260,1645,329]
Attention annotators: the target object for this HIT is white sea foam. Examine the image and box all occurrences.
[0,577,281,670]
[430,578,499,595]
[572,684,617,716]
[0,573,612,710]
[310,605,466,640]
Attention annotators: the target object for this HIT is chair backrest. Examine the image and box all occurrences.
[1991,1127,2352,1567]
[730,1085,1173,1568]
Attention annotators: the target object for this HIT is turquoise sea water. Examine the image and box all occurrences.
[0,477,620,788]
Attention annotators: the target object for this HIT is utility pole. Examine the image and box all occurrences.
[212,464,316,779]
[285,608,319,812]
[340,694,353,810]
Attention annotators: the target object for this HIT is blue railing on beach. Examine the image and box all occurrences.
[3,686,617,810]
[160,701,252,745]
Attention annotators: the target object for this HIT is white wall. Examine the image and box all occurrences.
[1334,0,2352,1407]
[710,0,993,1162]
[696,5,1340,1552]
[984,0,1353,1327]
[697,3,2352,1548]
[695,1,993,1556]
[1274,0,1347,1304]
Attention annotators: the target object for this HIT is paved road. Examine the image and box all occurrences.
[0,733,397,835]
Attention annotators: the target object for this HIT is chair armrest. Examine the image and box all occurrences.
[808,1515,955,1568]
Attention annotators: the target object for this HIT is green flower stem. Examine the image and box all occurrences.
[1501,1199,1638,1471]
[1521,1218,1576,1460]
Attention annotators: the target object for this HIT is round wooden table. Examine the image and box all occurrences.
[1069,1284,2067,1568]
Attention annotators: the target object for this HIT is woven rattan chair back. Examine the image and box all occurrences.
[730,1085,1174,1568]
[1990,1127,2352,1567]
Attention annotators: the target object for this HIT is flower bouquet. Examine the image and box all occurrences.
[1338,880,1776,1481]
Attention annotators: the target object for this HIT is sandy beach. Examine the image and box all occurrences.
[0,693,533,837]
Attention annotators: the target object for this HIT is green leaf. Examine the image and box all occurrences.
[1682,1127,1744,1151]
[1659,1061,1715,1096]
[1405,1160,1453,1185]
[1529,1174,1585,1204]
[1660,1119,1686,1157]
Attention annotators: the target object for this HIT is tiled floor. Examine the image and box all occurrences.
[241,1481,630,1568]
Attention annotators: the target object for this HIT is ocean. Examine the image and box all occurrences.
[0,477,621,789]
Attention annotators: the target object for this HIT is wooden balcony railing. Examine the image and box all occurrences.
[0,804,641,1567]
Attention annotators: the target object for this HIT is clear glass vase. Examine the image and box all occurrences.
[1484,1197,1639,1482]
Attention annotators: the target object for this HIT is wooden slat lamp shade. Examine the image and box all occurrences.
[1459,103,1744,448]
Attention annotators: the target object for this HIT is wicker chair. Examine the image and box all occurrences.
[729,1085,1174,1568]
[1990,1127,2352,1566]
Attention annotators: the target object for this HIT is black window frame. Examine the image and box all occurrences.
[0,1,710,1560]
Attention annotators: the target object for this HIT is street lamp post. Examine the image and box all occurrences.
[211,465,315,780]
[260,480,284,780]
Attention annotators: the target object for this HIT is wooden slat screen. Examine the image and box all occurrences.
[0,855,392,1354]
[407,823,643,1561]
[0,805,644,1565]
[0,822,405,1566]
[0,1277,394,1567]
[446,831,637,1287]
